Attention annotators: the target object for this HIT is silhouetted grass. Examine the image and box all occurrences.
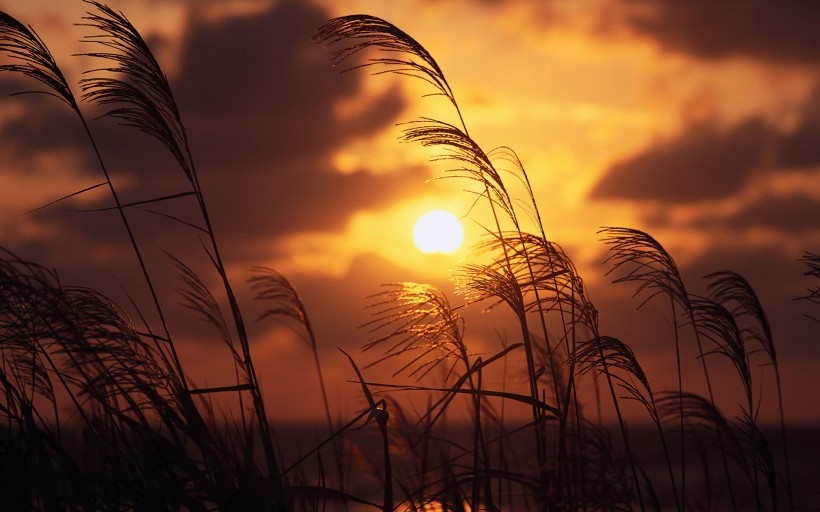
[0,3,814,511]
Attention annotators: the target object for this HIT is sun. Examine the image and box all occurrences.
[413,210,464,254]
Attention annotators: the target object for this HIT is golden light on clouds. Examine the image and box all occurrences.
[267,195,475,280]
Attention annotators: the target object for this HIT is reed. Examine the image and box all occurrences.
[0,3,810,511]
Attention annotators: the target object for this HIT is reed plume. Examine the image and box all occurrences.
[601,226,736,509]
[0,3,811,510]
[707,270,794,510]
[799,252,820,323]
[77,2,284,498]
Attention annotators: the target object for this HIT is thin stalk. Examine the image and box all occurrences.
[189,169,284,495]
[516,157,584,508]
[77,116,186,390]
[447,67,554,497]
[471,362,483,511]
[296,295,342,490]
[670,299,686,508]
[773,363,795,511]
[647,392,680,511]
[483,210,558,508]
[748,389,762,511]
[457,112,552,509]
[589,334,645,511]
[343,349,392,512]
[688,315,737,511]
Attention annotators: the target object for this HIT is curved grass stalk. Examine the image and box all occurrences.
[362,282,497,509]
[76,1,283,497]
[312,14,460,121]
[0,6,185,393]
[657,391,745,505]
[600,227,690,506]
[691,295,769,510]
[169,253,250,434]
[248,266,345,489]
[570,335,680,511]
[600,226,740,511]
[315,17,564,500]
[0,7,217,490]
[339,349,393,512]
[0,248,242,508]
[570,331,645,511]
[316,15,658,508]
[488,149,586,490]
[362,283,468,379]
[462,230,643,509]
[249,267,333,429]
[0,13,75,107]
[0,8,251,503]
[706,270,794,511]
[798,252,820,323]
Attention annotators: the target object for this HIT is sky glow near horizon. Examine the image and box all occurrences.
[1,0,819,425]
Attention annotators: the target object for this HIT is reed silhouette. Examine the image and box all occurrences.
[0,3,813,511]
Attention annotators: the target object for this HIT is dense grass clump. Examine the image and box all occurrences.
[0,3,816,511]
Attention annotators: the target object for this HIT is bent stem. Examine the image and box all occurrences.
[77,0,284,497]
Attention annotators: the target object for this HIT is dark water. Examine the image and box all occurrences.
[273,422,820,511]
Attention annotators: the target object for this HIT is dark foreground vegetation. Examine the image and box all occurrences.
[1,2,818,510]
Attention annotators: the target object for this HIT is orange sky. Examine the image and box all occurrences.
[1,0,819,427]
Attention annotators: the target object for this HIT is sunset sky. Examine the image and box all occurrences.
[1,0,819,427]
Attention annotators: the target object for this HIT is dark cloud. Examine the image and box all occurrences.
[592,85,820,204]
[622,1,820,65]
[778,91,820,169]
[458,1,820,67]
[590,119,771,202]
[0,78,97,175]
[0,0,433,346]
[167,1,422,264]
[0,93,193,213]
[175,2,405,167]
[701,194,820,234]
[2,0,426,268]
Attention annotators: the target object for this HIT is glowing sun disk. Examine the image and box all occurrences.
[413,210,464,254]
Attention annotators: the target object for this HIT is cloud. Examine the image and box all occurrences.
[156,0,424,264]
[0,0,440,355]
[440,1,820,68]
[2,0,428,268]
[621,2,820,65]
[174,2,404,167]
[0,79,92,170]
[777,90,820,169]
[590,119,771,202]
[592,85,820,204]
[701,194,820,234]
